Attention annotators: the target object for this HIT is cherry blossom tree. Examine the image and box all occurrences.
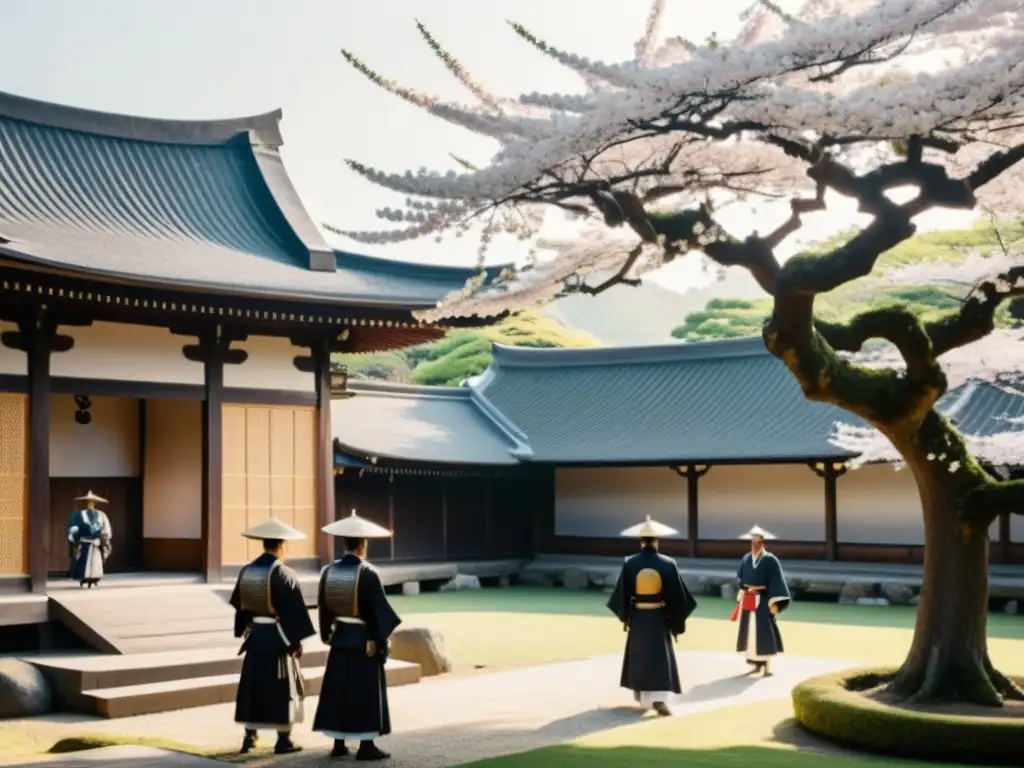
[334,0,1024,706]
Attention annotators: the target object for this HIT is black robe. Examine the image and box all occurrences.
[229,553,316,729]
[735,550,791,658]
[313,554,402,739]
[607,546,697,694]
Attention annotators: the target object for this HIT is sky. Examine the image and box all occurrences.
[0,0,977,296]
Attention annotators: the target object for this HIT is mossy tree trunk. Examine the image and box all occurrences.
[885,418,1022,705]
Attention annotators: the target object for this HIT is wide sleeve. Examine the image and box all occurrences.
[229,572,248,639]
[662,561,697,637]
[271,564,315,647]
[605,563,631,626]
[67,511,80,541]
[317,567,334,645]
[736,556,745,591]
[766,556,792,614]
[360,567,401,644]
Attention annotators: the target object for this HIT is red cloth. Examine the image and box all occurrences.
[730,591,758,621]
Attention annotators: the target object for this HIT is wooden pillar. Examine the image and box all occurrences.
[201,344,224,583]
[673,465,708,558]
[441,480,449,560]
[387,472,396,561]
[25,316,54,594]
[185,326,246,584]
[313,339,335,565]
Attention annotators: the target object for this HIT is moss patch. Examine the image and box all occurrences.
[793,668,1024,765]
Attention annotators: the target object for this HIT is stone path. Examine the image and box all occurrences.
[22,652,856,767]
[15,745,223,767]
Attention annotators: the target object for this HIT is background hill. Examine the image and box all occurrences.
[334,310,598,387]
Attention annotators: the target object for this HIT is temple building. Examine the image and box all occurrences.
[332,338,1024,566]
[0,90,490,595]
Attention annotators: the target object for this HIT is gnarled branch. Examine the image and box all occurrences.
[927,265,1024,357]
[961,478,1024,529]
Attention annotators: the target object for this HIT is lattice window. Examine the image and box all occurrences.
[0,394,28,575]
[221,404,317,564]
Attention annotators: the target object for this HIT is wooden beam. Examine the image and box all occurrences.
[25,317,53,593]
[313,339,335,566]
[823,463,839,562]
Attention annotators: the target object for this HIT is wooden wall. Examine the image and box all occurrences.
[334,469,545,562]
[0,393,28,576]
[221,404,317,566]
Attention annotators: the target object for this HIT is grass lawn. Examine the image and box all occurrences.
[457,699,963,768]
[388,586,1024,674]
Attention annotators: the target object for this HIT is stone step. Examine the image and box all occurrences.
[79,659,421,718]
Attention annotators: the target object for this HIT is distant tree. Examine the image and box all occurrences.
[335,0,1024,706]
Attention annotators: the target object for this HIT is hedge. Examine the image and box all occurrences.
[792,667,1024,766]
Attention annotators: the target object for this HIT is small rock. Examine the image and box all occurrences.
[786,578,810,599]
[909,595,921,606]
[389,626,452,677]
[497,576,511,588]
[401,581,420,596]
[720,582,737,601]
[439,574,481,592]
[1005,599,1019,615]
[855,596,890,607]
[517,569,555,587]
[839,581,876,605]
[880,583,915,606]
[561,567,590,590]
[0,660,52,719]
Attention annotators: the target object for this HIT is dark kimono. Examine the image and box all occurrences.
[67,508,111,586]
[734,550,791,660]
[229,553,316,731]
[607,547,697,703]
[313,554,401,740]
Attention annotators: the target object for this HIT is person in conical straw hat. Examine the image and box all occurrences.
[607,515,697,716]
[732,525,791,677]
[313,510,401,761]
[229,517,315,756]
[67,491,112,588]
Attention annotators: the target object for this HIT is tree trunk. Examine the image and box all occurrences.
[887,452,1024,706]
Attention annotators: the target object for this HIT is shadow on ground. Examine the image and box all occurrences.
[392,587,1023,638]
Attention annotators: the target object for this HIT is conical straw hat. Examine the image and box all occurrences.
[738,524,777,541]
[241,517,307,541]
[74,491,108,504]
[620,515,678,538]
[322,509,393,539]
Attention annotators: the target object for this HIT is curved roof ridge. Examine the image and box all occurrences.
[347,379,472,399]
[489,336,769,369]
[333,249,512,280]
[0,89,283,146]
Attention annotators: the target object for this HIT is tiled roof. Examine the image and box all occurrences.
[472,338,861,463]
[0,90,481,307]
[331,380,520,466]
[332,338,1024,467]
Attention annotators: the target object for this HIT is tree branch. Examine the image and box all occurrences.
[961,478,1024,529]
[578,244,644,295]
[926,265,1024,357]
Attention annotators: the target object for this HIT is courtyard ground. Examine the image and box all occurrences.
[2,587,1021,767]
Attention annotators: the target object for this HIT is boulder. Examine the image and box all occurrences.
[401,581,420,596]
[561,567,590,590]
[720,582,737,601]
[389,626,452,677]
[517,569,555,587]
[439,574,481,592]
[880,582,915,606]
[786,578,811,599]
[909,595,921,606]
[0,660,52,719]
[838,581,876,605]
[1005,599,1019,615]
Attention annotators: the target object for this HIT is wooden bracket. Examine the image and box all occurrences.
[807,461,849,479]
[671,464,710,478]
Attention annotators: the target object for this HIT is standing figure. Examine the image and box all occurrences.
[67,491,112,588]
[314,510,401,761]
[732,525,791,676]
[229,518,315,756]
[607,515,698,716]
